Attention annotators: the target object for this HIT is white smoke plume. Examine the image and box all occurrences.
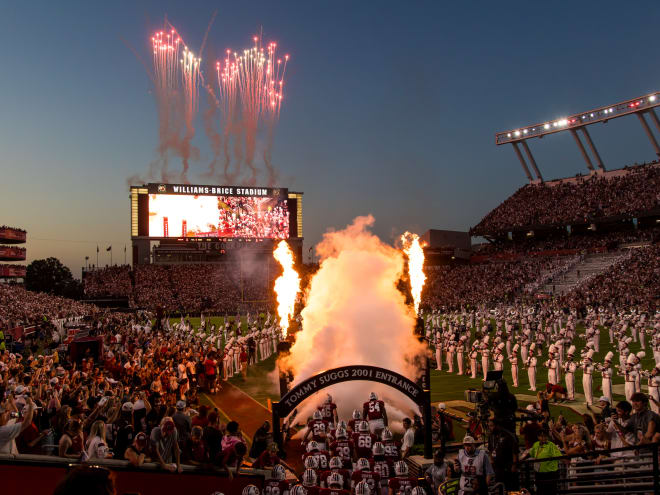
[278,215,426,431]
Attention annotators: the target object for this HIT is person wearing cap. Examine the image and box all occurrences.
[581,350,594,406]
[621,356,638,402]
[527,428,562,495]
[150,416,182,473]
[598,352,614,404]
[457,336,466,375]
[173,399,192,448]
[453,435,493,495]
[647,366,660,414]
[509,343,519,388]
[525,344,537,392]
[124,431,149,467]
[563,346,577,401]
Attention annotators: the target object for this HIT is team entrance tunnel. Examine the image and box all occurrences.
[272,365,432,459]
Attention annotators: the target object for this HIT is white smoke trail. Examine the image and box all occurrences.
[278,215,426,430]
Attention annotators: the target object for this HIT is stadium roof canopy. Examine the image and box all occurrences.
[496,91,660,182]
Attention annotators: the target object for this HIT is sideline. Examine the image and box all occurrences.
[203,393,254,445]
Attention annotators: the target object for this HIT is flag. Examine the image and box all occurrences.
[106,246,112,252]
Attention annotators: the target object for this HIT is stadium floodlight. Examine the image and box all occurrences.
[496,91,660,182]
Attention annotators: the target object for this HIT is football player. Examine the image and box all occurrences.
[387,461,417,495]
[264,464,291,495]
[329,427,356,469]
[352,420,377,459]
[363,392,388,436]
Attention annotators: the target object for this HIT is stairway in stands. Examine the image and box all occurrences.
[541,251,628,296]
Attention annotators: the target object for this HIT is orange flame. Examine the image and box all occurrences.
[401,232,426,315]
[273,240,301,337]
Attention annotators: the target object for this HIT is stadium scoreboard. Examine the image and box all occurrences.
[130,183,303,241]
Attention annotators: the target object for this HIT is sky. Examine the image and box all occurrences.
[2,1,660,277]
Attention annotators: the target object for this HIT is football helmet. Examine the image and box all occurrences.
[329,456,343,469]
[327,472,343,488]
[271,464,286,481]
[302,468,318,487]
[313,410,322,421]
[381,428,393,441]
[303,455,319,469]
[242,486,260,495]
[369,392,377,401]
[337,420,347,430]
[306,441,320,453]
[356,457,371,471]
[335,427,347,439]
[354,481,371,495]
[289,485,307,495]
[325,394,332,403]
[394,460,408,477]
[358,420,369,433]
[411,488,426,495]
[352,409,361,420]
[372,442,385,456]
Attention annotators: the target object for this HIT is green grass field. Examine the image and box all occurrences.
[163,316,653,435]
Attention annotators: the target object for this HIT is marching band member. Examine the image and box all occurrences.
[582,349,594,406]
[563,346,577,401]
[526,343,537,392]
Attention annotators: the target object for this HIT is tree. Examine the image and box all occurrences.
[25,257,82,299]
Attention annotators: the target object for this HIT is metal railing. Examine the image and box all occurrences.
[519,442,660,494]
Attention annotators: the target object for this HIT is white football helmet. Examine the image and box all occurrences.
[327,472,343,488]
[307,441,320,453]
[302,468,317,487]
[356,458,371,471]
[381,428,393,441]
[394,460,408,477]
[303,456,319,469]
[355,480,371,495]
[289,485,307,495]
[358,421,369,433]
[372,442,385,456]
[242,486,260,495]
[335,427,347,439]
[271,464,286,481]
[352,409,361,420]
[313,410,322,421]
[410,488,426,495]
[369,392,377,401]
[325,394,332,403]
[337,420,347,430]
[329,456,343,469]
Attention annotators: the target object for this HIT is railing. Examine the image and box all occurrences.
[0,452,268,495]
[518,442,660,495]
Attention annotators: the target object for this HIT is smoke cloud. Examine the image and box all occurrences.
[278,215,426,428]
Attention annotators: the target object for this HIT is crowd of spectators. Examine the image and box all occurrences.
[83,266,132,298]
[0,310,273,478]
[471,163,660,235]
[475,226,660,257]
[0,225,26,233]
[562,244,660,311]
[85,262,280,314]
[421,257,567,309]
[218,197,289,239]
[0,284,95,329]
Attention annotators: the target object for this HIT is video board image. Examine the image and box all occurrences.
[148,194,289,239]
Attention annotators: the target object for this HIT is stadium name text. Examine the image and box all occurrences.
[281,365,422,410]
[147,183,285,197]
[171,186,270,196]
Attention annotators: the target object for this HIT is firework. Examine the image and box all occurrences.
[150,28,201,183]
[401,232,426,315]
[273,240,301,338]
[216,37,289,185]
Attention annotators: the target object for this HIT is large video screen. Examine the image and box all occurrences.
[148,194,289,239]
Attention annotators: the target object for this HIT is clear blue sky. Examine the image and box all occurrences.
[2,1,660,276]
